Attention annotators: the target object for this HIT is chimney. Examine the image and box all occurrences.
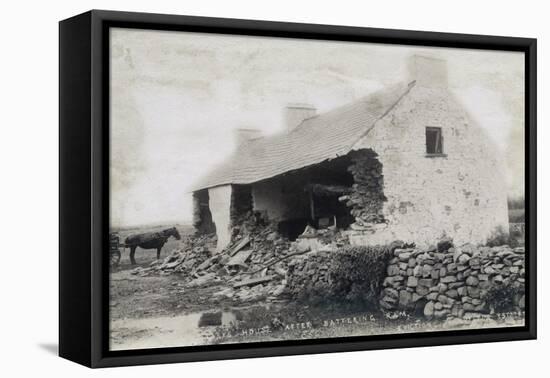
[284,103,316,133]
[408,55,448,88]
[233,128,262,148]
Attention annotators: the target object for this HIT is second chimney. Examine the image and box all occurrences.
[285,103,316,133]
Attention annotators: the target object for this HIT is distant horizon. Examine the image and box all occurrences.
[110,220,193,230]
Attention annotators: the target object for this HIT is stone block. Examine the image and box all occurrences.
[446,289,459,299]
[424,301,435,318]
[441,275,457,283]
[399,290,413,307]
[467,286,481,298]
[493,275,504,283]
[387,264,400,276]
[462,303,475,311]
[384,288,399,299]
[418,278,434,287]
[477,281,491,290]
[426,292,438,301]
[469,257,481,267]
[416,285,430,296]
[397,251,412,261]
[407,276,418,287]
[412,293,423,302]
[422,264,433,277]
[434,309,450,319]
[438,294,455,306]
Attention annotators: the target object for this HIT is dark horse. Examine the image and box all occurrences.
[125,227,181,265]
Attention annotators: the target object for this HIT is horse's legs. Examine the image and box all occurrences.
[157,240,167,261]
[130,246,137,265]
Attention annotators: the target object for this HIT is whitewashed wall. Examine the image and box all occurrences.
[351,73,509,247]
[208,185,233,251]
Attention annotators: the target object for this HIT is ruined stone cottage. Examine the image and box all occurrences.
[190,55,509,251]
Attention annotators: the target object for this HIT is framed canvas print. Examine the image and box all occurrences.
[59,10,536,368]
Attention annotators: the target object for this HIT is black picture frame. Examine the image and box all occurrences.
[59,9,537,368]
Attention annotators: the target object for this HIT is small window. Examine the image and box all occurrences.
[426,127,443,155]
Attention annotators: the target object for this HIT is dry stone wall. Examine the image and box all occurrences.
[286,240,525,321]
[380,244,525,319]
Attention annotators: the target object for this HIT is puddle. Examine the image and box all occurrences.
[110,310,239,351]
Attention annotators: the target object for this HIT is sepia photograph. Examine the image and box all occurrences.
[108,27,526,351]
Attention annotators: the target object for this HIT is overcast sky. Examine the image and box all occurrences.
[110,28,525,228]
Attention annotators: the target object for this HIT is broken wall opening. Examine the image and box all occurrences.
[305,156,355,230]
[263,155,356,240]
[225,148,386,242]
[192,189,216,235]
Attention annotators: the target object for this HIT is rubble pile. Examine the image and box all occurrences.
[224,211,294,281]
[314,227,350,246]
[342,150,386,227]
[131,212,298,303]
[379,243,526,320]
[130,233,217,277]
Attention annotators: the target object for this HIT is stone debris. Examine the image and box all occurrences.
[233,275,275,289]
[187,272,218,287]
[130,233,216,277]
[227,249,253,268]
[130,213,310,303]
[229,236,250,256]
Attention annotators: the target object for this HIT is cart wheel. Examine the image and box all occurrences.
[110,250,121,267]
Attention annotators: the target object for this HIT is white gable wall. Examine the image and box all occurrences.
[350,84,509,247]
[208,184,233,252]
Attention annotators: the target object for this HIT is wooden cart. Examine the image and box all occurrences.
[109,233,122,267]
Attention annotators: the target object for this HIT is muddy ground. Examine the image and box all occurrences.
[110,237,287,350]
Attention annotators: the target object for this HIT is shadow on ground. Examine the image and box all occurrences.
[38,343,58,355]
